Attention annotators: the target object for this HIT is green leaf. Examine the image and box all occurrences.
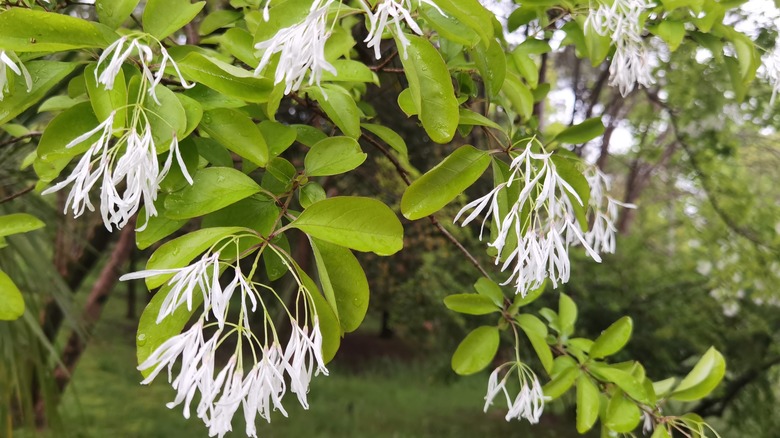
[605,391,641,433]
[553,117,605,144]
[558,293,577,337]
[260,120,297,158]
[401,145,490,220]
[652,377,677,398]
[0,213,45,238]
[304,136,367,177]
[135,204,187,250]
[321,59,378,84]
[174,52,274,103]
[501,73,534,120]
[653,21,686,51]
[397,34,459,144]
[517,314,553,373]
[458,108,503,131]
[201,195,280,237]
[397,88,418,116]
[473,277,504,307]
[96,0,140,29]
[361,123,408,159]
[0,270,25,321]
[143,0,205,40]
[580,17,611,66]
[512,281,546,309]
[588,363,650,404]
[420,4,480,47]
[306,85,361,139]
[164,167,261,220]
[651,426,672,438]
[590,317,633,359]
[0,9,111,52]
[299,182,327,209]
[199,108,269,167]
[576,374,600,433]
[34,102,100,183]
[0,61,79,125]
[142,227,247,289]
[143,83,188,149]
[443,294,500,315]
[670,347,726,401]
[451,326,500,375]
[471,38,507,98]
[433,0,494,46]
[293,124,328,147]
[310,238,370,333]
[176,93,203,139]
[292,197,404,256]
[199,10,242,36]
[543,365,578,400]
[551,154,590,231]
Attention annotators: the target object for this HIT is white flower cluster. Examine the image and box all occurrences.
[42,35,195,230]
[361,0,442,59]
[457,143,598,295]
[254,0,442,93]
[484,362,546,423]
[254,0,337,95]
[582,167,635,254]
[585,0,655,97]
[0,50,32,101]
[97,35,194,103]
[120,245,328,438]
[41,107,191,231]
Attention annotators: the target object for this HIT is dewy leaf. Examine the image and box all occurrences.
[605,391,642,433]
[96,0,140,29]
[164,167,262,220]
[451,326,500,375]
[670,347,726,402]
[443,294,500,315]
[142,226,248,289]
[471,38,507,98]
[361,123,408,159]
[590,316,633,360]
[0,213,45,238]
[306,85,361,139]
[0,9,112,52]
[0,62,79,125]
[174,52,274,103]
[143,0,206,40]
[433,0,494,46]
[34,102,101,183]
[199,108,269,167]
[292,197,404,256]
[401,145,491,220]
[304,136,367,177]
[576,374,600,434]
[0,270,25,321]
[397,34,459,144]
[310,238,370,333]
[553,117,605,144]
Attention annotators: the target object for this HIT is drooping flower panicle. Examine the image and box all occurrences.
[585,0,655,96]
[361,0,443,59]
[41,106,191,231]
[120,243,329,438]
[484,362,546,424]
[254,0,337,95]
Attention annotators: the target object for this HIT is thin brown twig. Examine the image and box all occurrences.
[0,132,42,148]
[0,185,34,204]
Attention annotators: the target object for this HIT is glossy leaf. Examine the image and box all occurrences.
[292,197,404,256]
[199,108,269,167]
[451,326,500,375]
[306,85,362,139]
[304,136,366,177]
[164,167,261,220]
[553,117,605,144]
[473,277,504,307]
[443,294,500,315]
[174,52,274,103]
[558,293,578,337]
[0,213,45,238]
[576,375,600,433]
[143,0,205,40]
[0,9,111,52]
[605,391,642,433]
[590,317,633,359]
[517,314,553,373]
[361,123,408,158]
[310,238,370,333]
[96,0,140,29]
[670,347,726,402]
[401,145,490,220]
[0,62,79,125]
[398,34,459,144]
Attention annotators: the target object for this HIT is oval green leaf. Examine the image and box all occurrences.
[590,316,633,360]
[199,108,268,167]
[0,270,25,321]
[0,213,45,238]
[576,374,600,434]
[451,326,500,375]
[304,136,366,177]
[164,167,262,220]
[443,294,500,315]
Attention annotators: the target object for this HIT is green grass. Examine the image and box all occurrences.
[50,289,577,438]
